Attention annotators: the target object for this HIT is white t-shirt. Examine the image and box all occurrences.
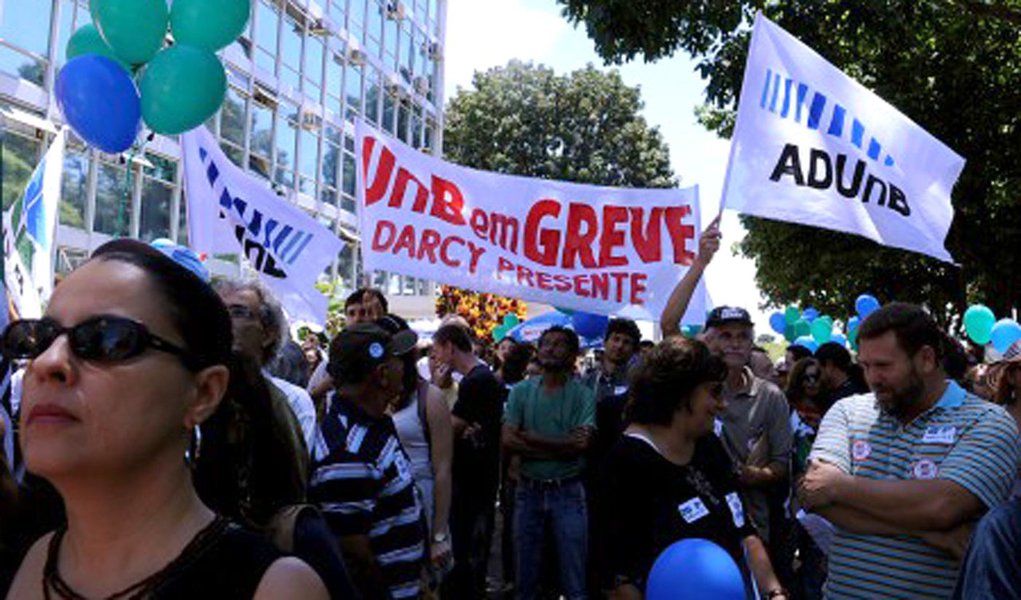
[266,371,317,455]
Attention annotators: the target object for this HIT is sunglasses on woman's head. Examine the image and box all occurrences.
[2,315,200,369]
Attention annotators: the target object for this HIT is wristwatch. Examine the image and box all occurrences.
[432,532,449,543]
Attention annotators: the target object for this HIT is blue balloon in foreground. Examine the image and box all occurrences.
[571,311,609,339]
[803,307,820,322]
[56,55,140,153]
[855,294,881,319]
[990,319,1021,354]
[793,336,818,353]
[769,311,787,334]
[831,333,848,347]
[646,538,745,600]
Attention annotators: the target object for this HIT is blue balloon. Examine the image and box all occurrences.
[793,336,818,353]
[990,319,1021,354]
[646,539,745,600]
[848,316,860,331]
[769,311,787,334]
[803,307,820,322]
[571,311,609,339]
[831,333,848,347]
[56,55,140,153]
[855,294,881,319]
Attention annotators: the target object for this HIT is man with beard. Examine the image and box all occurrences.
[503,326,595,600]
[800,303,1020,600]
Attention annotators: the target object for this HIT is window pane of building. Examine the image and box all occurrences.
[280,14,303,90]
[94,161,129,236]
[255,0,280,73]
[305,35,325,99]
[275,104,299,187]
[222,87,248,145]
[1,130,40,210]
[365,70,381,124]
[140,179,172,242]
[0,0,52,57]
[250,99,274,177]
[60,147,88,229]
[345,64,363,115]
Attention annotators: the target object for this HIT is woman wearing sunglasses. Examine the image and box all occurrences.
[4,240,327,599]
[600,338,785,600]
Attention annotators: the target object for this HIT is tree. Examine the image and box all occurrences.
[445,61,675,188]
[557,1,1021,323]
[440,61,677,338]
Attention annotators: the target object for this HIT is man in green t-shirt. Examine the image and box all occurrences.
[503,325,596,600]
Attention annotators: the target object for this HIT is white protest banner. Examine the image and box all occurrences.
[722,13,964,263]
[356,121,706,321]
[181,127,345,324]
[2,129,65,318]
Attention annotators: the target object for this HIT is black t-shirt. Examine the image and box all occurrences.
[451,364,504,496]
[600,433,756,592]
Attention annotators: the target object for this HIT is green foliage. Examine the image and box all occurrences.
[558,0,1021,323]
[444,61,675,188]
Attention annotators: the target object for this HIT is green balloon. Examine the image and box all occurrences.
[794,318,811,338]
[964,304,996,346]
[171,0,251,51]
[140,45,226,135]
[503,313,520,327]
[91,0,169,65]
[784,305,801,325]
[784,324,797,343]
[66,24,126,68]
[810,319,832,344]
[493,326,508,342]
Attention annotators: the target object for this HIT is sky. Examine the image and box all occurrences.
[442,0,773,332]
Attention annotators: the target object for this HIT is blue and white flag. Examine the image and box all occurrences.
[181,127,344,324]
[722,13,964,263]
[3,128,65,318]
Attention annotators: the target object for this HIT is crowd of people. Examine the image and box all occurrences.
[0,222,1018,600]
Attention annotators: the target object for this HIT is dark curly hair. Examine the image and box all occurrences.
[626,338,727,426]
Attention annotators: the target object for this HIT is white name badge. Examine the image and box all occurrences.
[922,425,956,445]
[679,497,711,524]
[725,492,746,528]
[714,418,724,437]
[613,385,630,396]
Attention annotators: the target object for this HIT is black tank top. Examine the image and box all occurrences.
[150,522,283,598]
[44,518,283,599]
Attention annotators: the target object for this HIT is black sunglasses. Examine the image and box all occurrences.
[2,315,201,369]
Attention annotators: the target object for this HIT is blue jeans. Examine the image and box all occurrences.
[952,497,1021,600]
[514,478,588,600]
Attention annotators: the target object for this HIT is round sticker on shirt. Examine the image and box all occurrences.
[913,459,940,480]
[852,440,872,461]
[368,342,385,359]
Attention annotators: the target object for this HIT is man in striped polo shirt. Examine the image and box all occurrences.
[800,303,1020,600]
[310,322,426,600]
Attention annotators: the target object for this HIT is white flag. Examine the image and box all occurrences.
[722,13,964,263]
[181,127,345,324]
[3,128,65,317]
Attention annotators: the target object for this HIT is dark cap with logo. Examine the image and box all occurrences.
[705,306,754,329]
[328,321,417,384]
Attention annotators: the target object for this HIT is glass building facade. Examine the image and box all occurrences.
[0,0,446,298]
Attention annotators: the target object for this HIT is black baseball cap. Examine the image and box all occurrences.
[375,314,419,356]
[328,322,416,384]
[705,306,754,329]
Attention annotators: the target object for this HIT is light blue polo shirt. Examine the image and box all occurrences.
[810,381,1021,600]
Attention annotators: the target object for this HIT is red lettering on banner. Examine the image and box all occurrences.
[573,274,591,298]
[392,225,417,258]
[536,272,554,291]
[363,137,396,206]
[467,242,486,275]
[630,207,663,262]
[418,229,441,263]
[469,209,489,240]
[630,273,648,305]
[665,206,695,265]
[391,168,430,212]
[516,264,536,287]
[553,274,572,292]
[498,256,515,275]
[371,220,397,250]
[562,203,598,269]
[591,273,609,300]
[610,272,629,303]
[599,206,628,267]
[524,199,562,267]
[439,236,465,267]
[431,176,467,226]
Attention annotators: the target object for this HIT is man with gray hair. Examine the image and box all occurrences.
[215,279,317,462]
